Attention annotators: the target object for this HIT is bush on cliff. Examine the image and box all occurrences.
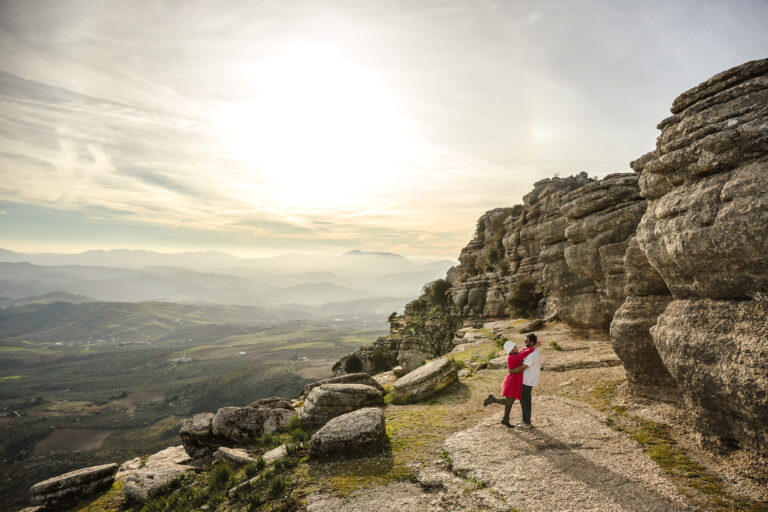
[507,278,541,318]
[423,279,451,307]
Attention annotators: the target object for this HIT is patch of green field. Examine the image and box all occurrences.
[269,342,335,351]
[0,375,24,381]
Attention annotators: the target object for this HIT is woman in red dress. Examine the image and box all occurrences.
[483,339,536,427]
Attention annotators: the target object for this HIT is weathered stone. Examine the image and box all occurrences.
[212,406,297,443]
[519,318,543,333]
[392,365,406,378]
[392,358,458,404]
[652,299,768,456]
[214,446,254,466]
[301,373,385,399]
[248,397,293,410]
[263,444,289,465]
[610,296,676,400]
[179,412,229,458]
[309,408,386,459]
[301,383,384,428]
[120,446,193,502]
[29,463,118,508]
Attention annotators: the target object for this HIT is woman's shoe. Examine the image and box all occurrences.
[483,394,495,406]
[501,419,513,428]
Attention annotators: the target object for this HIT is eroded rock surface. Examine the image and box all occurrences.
[301,373,385,399]
[179,412,230,458]
[119,446,193,503]
[301,383,384,428]
[212,405,296,444]
[392,358,458,404]
[308,407,386,459]
[613,58,768,454]
[214,446,255,467]
[29,463,118,508]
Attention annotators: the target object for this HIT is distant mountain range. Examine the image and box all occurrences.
[0,248,455,316]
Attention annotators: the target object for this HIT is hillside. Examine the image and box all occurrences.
[25,321,767,512]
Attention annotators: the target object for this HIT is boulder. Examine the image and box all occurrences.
[301,383,384,428]
[652,299,768,455]
[301,373,385,399]
[248,397,294,410]
[392,358,458,404]
[179,412,229,458]
[212,406,297,443]
[29,463,118,508]
[263,444,289,465]
[119,446,193,503]
[308,407,386,459]
[392,365,406,378]
[519,318,543,333]
[214,447,255,467]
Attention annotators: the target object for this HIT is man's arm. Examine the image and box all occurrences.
[508,364,529,374]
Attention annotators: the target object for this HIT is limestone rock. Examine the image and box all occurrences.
[179,412,229,458]
[392,358,457,404]
[301,373,385,399]
[392,365,406,378]
[248,397,293,410]
[301,384,384,428]
[120,446,193,503]
[29,463,118,508]
[519,318,543,333]
[308,407,386,458]
[212,406,296,444]
[214,446,254,466]
[652,299,768,456]
[263,444,289,465]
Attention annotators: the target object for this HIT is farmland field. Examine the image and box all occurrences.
[0,301,387,511]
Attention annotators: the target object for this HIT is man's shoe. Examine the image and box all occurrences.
[483,394,495,407]
[515,422,532,429]
[501,419,513,428]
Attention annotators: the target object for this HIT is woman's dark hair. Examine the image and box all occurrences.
[525,333,537,344]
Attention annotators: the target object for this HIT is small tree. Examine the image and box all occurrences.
[507,278,541,318]
[423,278,451,307]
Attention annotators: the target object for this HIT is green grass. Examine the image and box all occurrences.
[549,341,563,351]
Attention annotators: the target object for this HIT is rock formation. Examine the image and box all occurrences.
[301,383,385,428]
[118,446,193,503]
[29,463,118,508]
[308,407,387,458]
[613,58,768,455]
[391,357,459,404]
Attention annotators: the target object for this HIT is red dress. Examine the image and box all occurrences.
[501,346,535,399]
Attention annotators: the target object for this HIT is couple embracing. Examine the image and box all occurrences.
[483,333,542,428]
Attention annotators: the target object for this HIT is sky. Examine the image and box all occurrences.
[1,0,767,259]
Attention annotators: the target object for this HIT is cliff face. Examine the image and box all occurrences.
[611,58,768,455]
[448,172,644,336]
[334,58,767,458]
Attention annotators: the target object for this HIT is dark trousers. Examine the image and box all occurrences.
[521,384,533,424]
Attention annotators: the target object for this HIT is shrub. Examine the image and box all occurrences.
[449,357,467,370]
[260,431,274,447]
[369,349,390,373]
[286,414,302,432]
[486,232,505,266]
[244,461,261,478]
[476,217,486,238]
[423,278,451,307]
[507,278,541,318]
[290,427,307,443]
[550,341,563,351]
[208,463,233,489]
[343,354,363,373]
[269,475,286,498]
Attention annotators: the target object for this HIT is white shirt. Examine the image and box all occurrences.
[522,349,542,387]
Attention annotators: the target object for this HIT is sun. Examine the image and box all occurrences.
[212,43,420,212]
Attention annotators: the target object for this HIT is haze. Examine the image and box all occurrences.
[1,0,767,258]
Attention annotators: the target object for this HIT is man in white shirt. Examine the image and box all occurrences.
[507,333,542,429]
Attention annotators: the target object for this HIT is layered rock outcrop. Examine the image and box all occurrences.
[29,463,118,508]
[612,58,768,454]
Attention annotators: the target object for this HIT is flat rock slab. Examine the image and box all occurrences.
[302,373,385,399]
[309,407,386,459]
[212,405,297,443]
[215,446,255,466]
[119,446,194,503]
[392,358,457,404]
[263,444,288,465]
[30,463,118,508]
[444,396,694,512]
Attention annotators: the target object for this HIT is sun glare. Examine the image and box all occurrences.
[213,44,420,212]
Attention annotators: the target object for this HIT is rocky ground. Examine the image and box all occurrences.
[306,320,767,512]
